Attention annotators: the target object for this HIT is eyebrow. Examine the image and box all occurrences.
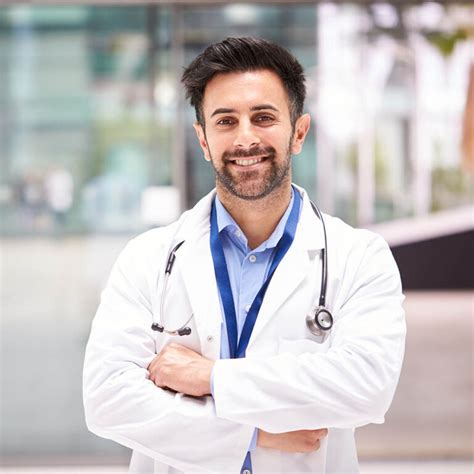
[210,104,280,118]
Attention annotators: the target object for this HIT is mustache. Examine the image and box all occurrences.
[222,146,276,161]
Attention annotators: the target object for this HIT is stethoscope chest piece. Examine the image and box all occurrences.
[306,306,333,340]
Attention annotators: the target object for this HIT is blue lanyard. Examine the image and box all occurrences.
[209,189,301,359]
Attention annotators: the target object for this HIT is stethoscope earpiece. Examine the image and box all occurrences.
[177,327,192,336]
[151,322,192,337]
[151,323,164,332]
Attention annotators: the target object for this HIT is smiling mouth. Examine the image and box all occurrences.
[231,156,268,167]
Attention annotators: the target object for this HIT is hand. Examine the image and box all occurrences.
[257,428,328,453]
[148,343,215,397]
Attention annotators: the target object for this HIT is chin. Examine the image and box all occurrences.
[227,181,286,201]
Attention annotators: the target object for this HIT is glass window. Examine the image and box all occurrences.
[0,6,174,236]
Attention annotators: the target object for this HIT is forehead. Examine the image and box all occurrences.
[202,69,290,116]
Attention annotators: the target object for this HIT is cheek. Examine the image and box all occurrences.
[264,127,292,145]
[205,136,231,158]
[271,134,293,154]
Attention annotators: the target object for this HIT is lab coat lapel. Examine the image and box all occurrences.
[177,193,223,360]
[248,193,325,346]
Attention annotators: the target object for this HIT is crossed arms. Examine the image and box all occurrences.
[148,341,328,453]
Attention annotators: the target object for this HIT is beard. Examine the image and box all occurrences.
[208,141,293,201]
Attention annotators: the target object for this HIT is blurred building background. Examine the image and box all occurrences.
[0,1,473,472]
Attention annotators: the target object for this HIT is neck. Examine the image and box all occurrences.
[216,183,292,250]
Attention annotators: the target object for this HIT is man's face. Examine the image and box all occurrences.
[194,69,310,201]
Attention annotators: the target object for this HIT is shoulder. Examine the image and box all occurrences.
[295,184,390,261]
[322,213,396,279]
[322,214,402,299]
[322,213,389,256]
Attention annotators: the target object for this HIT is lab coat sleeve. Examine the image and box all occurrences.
[212,233,406,433]
[83,235,254,473]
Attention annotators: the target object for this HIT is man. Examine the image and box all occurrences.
[83,38,406,474]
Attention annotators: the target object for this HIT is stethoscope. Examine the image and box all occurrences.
[151,198,334,339]
[151,240,193,336]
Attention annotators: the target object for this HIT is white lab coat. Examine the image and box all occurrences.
[83,185,406,474]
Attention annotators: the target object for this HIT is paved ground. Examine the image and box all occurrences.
[1,237,473,467]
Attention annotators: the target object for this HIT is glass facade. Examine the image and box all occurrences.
[0,6,170,235]
[1,3,471,237]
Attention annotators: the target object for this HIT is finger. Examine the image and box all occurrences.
[303,430,326,449]
[303,428,327,439]
[315,428,328,438]
[148,354,160,371]
[147,367,156,382]
[149,371,165,387]
[300,436,320,453]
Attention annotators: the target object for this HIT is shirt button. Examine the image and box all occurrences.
[242,470,251,474]
[206,335,214,343]
[249,255,257,263]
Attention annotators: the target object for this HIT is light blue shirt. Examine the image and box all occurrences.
[211,187,295,451]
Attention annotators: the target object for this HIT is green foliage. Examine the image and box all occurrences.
[431,166,474,212]
[423,29,468,58]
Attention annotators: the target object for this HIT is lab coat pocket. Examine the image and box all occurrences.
[278,337,331,356]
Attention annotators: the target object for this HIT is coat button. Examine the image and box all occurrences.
[207,335,214,343]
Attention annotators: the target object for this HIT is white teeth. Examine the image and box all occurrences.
[234,157,264,166]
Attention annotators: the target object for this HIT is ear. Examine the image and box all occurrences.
[291,113,311,155]
[193,122,211,162]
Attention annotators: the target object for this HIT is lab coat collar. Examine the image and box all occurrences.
[175,184,325,250]
[291,183,326,252]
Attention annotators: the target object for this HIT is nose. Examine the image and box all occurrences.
[233,119,261,149]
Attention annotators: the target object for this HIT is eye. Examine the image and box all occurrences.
[254,114,275,123]
[216,117,236,126]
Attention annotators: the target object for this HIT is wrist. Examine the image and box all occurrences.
[203,359,215,395]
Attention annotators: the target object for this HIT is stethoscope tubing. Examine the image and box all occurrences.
[309,200,328,309]
[152,240,194,335]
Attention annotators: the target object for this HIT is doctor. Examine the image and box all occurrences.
[83,37,406,474]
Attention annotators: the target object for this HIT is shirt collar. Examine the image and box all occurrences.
[214,187,295,251]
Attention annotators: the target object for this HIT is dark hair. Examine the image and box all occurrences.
[181,37,306,127]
